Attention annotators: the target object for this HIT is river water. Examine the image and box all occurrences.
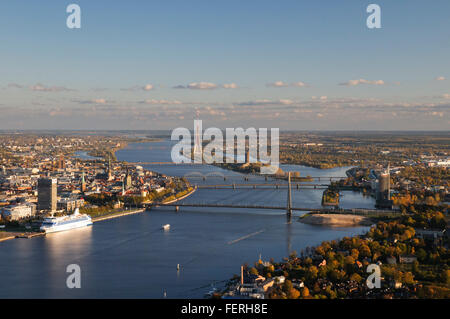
[0,141,375,298]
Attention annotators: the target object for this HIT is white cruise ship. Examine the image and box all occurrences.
[40,208,93,233]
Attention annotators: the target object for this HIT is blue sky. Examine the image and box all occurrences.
[0,0,449,130]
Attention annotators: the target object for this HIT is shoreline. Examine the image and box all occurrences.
[0,231,45,243]
[162,187,197,204]
[92,208,146,222]
[91,186,197,222]
[0,187,197,243]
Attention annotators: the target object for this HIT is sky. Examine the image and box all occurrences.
[0,0,449,130]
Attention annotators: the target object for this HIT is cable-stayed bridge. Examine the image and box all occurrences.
[148,172,399,218]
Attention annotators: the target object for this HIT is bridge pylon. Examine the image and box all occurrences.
[287,172,292,218]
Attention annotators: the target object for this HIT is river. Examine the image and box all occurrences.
[0,141,375,298]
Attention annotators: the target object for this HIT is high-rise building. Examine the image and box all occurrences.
[57,155,65,169]
[376,164,392,208]
[38,178,57,212]
[378,172,390,201]
[81,171,86,192]
[107,156,113,181]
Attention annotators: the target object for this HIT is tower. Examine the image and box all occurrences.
[125,169,132,190]
[107,156,113,181]
[81,171,86,192]
[376,163,392,209]
[193,119,202,163]
[38,177,57,212]
[58,155,65,169]
[377,165,390,201]
[386,162,391,200]
[287,172,292,218]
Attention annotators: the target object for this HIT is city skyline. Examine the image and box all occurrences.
[0,0,449,130]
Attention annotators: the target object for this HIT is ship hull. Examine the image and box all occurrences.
[41,219,93,234]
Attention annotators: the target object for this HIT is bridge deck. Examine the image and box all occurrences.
[196,183,329,189]
[149,203,398,215]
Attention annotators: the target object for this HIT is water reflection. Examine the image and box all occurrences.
[45,226,93,259]
[0,141,376,298]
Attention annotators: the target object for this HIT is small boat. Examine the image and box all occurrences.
[204,288,218,298]
[162,224,170,231]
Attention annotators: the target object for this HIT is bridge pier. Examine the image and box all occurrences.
[233,184,236,189]
[175,206,179,212]
[287,172,292,218]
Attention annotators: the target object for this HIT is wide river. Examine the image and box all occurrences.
[0,141,376,298]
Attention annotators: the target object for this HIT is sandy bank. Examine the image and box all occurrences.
[300,214,373,227]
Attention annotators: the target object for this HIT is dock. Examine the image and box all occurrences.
[15,232,46,239]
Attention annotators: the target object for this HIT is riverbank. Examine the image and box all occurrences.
[0,187,197,242]
[92,208,146,222]
[0,232,17,242]
[0,231,45,243]
[92,187,197,222]
[162,187,197,204]
[299,213,373,227]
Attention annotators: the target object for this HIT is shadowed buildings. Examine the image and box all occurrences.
[38,177,57,212]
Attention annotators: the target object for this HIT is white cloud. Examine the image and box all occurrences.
[31,83,73,92]
[267,81,309,88]
[142,99,182,105]
[222,83,238,89]
[292,81,307,87]
[122,84,155,91]
[93,98,107,104]
[339,79,385,86]
[143,84,154,91]
[441,94,450,99]
[279,99,294,105]
[187,82,217,90]
[311,96,328,101]
[435,76,446,81]
[267,81,289,87]
[430,111,444,117]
